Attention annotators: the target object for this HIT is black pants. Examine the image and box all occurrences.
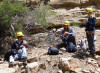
[57,35,76,51]
[86,32,95,56]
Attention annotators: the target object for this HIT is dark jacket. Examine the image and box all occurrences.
[85,17,96,31]
[11,39,23,50]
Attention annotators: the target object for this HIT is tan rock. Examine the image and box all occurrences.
[50,0,89,8]
[0,63,18,73]
[74,68,82,73]
[27,62,40,69]
[82,70,91,73]
[58,57,71,72]
[87,58,97,64]
[94,55,100,60]
[58,70,63,73]
[96,68,100,72]
[56,28,63,35]
[27,57,38,63]
[70,64,78,71]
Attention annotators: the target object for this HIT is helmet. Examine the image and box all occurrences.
[64,21,70,26]
[16,32,24,37]
[86,8,93,13]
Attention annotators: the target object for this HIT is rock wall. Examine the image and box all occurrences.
[18,0,100,26]
[49,0,89,8]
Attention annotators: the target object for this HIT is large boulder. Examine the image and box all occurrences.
[58,57,71,72]
[49,0,89,8]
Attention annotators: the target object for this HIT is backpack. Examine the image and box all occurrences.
[67,42,77,52]
[4,49,16,61]
[80,39,87,52]
[48,47,59,55]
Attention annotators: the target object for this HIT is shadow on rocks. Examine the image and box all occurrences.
[72,52,90,60]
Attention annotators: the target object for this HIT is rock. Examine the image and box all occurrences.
[87,58,97,64]
[97,61,100,67]
[82,70,91,73]
[95,71,99,73]
[70,64,78,71]
[95,17,100,26]
[50,0,89,8]
[27,57,38,63]
[47,7,100,28]
[39,63,46,69]
[94,55,100,60]
[27,62,40,69]
[74,68,82,73]
[27,62,46,71]
[57,70,63,73]
[56,28,63,35]
[60,48,66,52]
[0,61,4,64]
[96,51,100,55]
[0,63,18,73]
[58,57,71,72]
[97,68,100,72]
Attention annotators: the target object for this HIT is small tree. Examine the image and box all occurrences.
[33,4,56,28]
[0,0,27,37]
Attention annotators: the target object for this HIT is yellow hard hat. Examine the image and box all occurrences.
[16,32,24,37]
[86,8,93,13]
[64,21,70,26]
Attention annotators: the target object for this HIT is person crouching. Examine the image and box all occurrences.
[9,32,28,64]
[57,21,77,52]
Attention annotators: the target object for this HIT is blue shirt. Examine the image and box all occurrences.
[85,17,96,31]
[60,27,75,38]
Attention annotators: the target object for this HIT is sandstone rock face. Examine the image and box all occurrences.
[50,0,81,4]
[47,7,100,27]
[49,0,89,8]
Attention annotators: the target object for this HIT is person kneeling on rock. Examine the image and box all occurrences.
[8,32,28,64]
[57,21,77,52]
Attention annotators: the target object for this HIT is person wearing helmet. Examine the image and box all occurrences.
[57,21,77,52]
[85,8,96,57]
[9,32,28,64]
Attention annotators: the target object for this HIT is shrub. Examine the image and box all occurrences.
[33,4,56,28]
[0,0,27,37]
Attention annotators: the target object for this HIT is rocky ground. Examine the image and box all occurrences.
[1,0,100,73]
[0,27,100,73]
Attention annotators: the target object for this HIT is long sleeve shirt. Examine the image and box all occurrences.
[11,39,23,50]
[85,17,96,31]
[60,27,75,38]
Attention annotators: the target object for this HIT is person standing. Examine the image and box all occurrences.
[85,8,96,57]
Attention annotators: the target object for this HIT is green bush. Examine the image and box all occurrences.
[71,23,81,27]
[0,0,27,37]
[33,4,56,28]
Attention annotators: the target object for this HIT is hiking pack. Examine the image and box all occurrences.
[48,47,59,55]
[4,49,16,61]
[77,39,87,52]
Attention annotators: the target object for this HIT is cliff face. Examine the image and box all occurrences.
[18,0,100,26]
[46,0,100,26]
[49,0,88,8]
[19,0,100,9]
[49,0,100,8]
